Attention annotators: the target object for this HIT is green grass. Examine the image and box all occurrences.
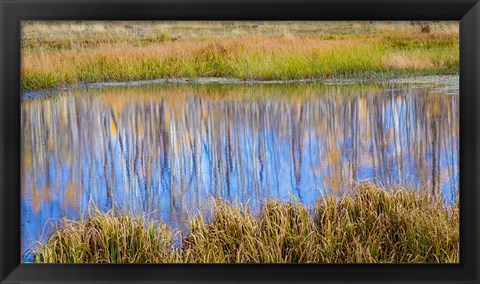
[31,184,459,263]
[21,22,459,92]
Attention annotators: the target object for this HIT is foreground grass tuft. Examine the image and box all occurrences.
[32,185,459,263]
[32,206,182,263]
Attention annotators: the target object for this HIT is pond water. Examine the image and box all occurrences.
[21,82,459,259]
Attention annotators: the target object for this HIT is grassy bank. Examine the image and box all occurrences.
[21,21,458,92]
[31,185,459,263]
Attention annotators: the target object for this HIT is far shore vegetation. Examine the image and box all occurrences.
[30,184,459,264]
[21,21,458,92]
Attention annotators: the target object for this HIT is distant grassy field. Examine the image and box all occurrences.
[31,184,459,264]
[21,21,459,92]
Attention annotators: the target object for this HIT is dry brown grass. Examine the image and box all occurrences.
[385,52,436,70]
[31,184,459,264]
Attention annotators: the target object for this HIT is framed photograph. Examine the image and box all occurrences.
[1,0,479,283]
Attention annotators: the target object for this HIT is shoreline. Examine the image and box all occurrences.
[21,74,459,101]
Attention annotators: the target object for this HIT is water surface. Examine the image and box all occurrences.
[21,82,459,259]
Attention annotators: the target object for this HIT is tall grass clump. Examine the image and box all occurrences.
[32,185,459,263]
[314,184,459,263]
[32,206,181,263]
[183,201,319,263]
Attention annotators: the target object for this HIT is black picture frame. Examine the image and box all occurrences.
[1,0,479,283]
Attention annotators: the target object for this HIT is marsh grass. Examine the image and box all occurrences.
[32,185,459,263]
[31,205,182,263]
[21,22,458,91]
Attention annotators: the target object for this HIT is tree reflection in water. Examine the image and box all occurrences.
[21,82,459,256]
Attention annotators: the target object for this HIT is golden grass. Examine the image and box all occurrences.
[32,205,182,263]
[31,184,459,263]
[21,21,459,91]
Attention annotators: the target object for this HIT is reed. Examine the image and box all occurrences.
[31,184,459,263]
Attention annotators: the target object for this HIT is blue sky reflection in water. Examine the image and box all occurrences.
[20,82,459,259]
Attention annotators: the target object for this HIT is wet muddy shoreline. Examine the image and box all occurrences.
[21,75,459,100]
